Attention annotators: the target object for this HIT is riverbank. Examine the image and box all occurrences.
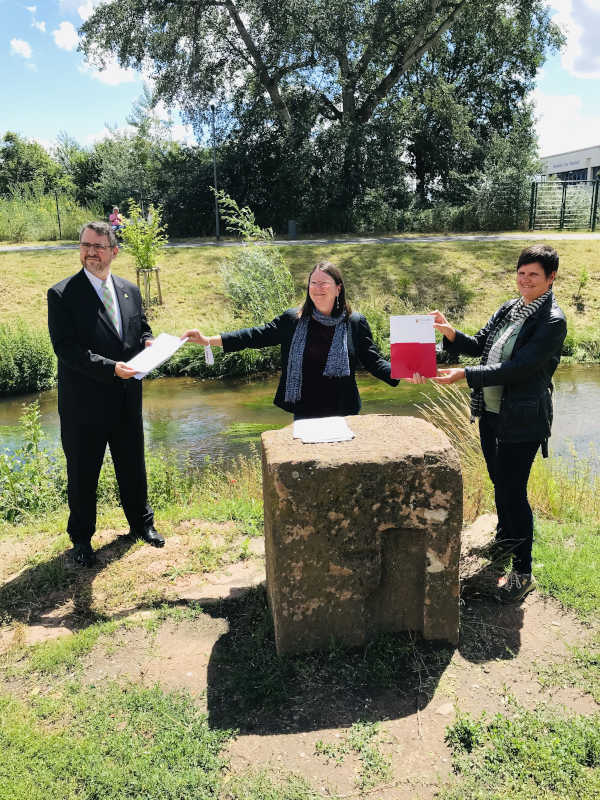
[2,238,599,372]
[1,401,599,798]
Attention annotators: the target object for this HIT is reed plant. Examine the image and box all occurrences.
[0,321,56,395]
[418,383,600,525]
[0,184,102,242]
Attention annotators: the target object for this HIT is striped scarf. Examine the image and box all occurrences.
[470,288,553,420]
[284,309,350,404]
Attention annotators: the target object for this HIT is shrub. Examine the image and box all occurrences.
[0,321,56,395]
[0,401,64,523]
[120,199,168,271]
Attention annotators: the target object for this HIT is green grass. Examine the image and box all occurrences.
[315,721,392,790]
[2,239,599,367]
[440,701,600,800]
[533,519,600,618]
[0,683,232,800]
[537,634,600,704]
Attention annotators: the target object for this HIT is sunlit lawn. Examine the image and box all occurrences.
[3,239,600,345]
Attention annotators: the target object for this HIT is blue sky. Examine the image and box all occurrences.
[1,0,599,157]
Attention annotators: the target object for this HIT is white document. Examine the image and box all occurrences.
[204,345,214,365]
[390,314,436,344]
[127,333,188,379]
[293,416,355,443]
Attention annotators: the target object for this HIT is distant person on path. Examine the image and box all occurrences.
[182,261,400,419]
[47,221,165,568]
[109,206,124,233]
[414,244,567,603]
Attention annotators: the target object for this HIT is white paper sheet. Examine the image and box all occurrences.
[127,333,188,379]
[293,416,355,443]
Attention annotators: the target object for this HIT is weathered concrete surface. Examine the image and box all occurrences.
[261,415,462,654]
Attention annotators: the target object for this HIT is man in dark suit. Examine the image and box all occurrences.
[48,221,164,567]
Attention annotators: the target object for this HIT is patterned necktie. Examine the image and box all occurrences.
[101,279,120,336]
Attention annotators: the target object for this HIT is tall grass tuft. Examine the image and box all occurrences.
[418,384,600,525]
[0,321,56,395]
[0,401,65,523]
[0,184,102,242]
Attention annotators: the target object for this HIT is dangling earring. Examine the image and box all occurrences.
[335,296,340,312]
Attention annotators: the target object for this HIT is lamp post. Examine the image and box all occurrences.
[210,103,220,241]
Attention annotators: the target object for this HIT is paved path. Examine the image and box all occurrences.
[2,231,600,253]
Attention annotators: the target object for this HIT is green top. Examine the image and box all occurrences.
[483,319,525,414]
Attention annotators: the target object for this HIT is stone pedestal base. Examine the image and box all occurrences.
[261,415,462,655]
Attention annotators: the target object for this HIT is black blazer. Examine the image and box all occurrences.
[221,308,399,415]
[48,269,153,426]
[443,294,567,444]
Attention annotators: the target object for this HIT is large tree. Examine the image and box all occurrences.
[80,0,562,227]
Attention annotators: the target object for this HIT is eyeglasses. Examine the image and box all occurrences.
[80,242,111,251]
[309,281,336,290]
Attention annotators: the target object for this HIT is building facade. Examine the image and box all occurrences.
[540,145,600,182]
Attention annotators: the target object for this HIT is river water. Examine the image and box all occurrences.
[0,365,599,471]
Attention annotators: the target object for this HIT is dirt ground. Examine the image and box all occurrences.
[1,514,598,799]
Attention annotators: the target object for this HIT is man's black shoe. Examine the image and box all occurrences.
[70,542,97,568]
[130,525,165,547]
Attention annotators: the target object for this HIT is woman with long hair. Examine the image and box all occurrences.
[182,260,399,418]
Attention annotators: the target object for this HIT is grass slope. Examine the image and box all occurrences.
[2,239,599,353]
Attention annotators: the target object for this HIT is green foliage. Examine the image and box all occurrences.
[0,321,56,394]
[0,184,101,242]
[0,401,263,536]
[79,0,562,233]
[0,131,68,196]
[214,189,273,242]
[572,268,589,312]
[216,192,294,325]
[441,704,600,799]
[0,683,231,800]
[0,402,64,523]
[532,519,600,618]
[120,198,168,270]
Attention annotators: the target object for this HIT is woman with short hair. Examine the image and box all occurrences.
[183,261,399,419]
[420,244,567,603]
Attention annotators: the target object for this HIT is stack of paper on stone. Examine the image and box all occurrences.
[292,416,354,443]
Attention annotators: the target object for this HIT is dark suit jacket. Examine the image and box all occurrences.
[221,308,398,415]
[48,269,153,426]
[443,294,567,444]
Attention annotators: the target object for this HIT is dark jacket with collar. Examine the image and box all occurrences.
[48,269,153,425]
[443,294,567,445]
[221,308,398,415]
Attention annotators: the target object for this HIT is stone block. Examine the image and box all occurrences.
[261,414,462,655]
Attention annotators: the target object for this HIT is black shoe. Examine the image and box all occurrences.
[495,572,537,604]
[130,525,165,547]
[70,542,97,568]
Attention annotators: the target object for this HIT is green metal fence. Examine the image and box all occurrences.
[529,180,599,231]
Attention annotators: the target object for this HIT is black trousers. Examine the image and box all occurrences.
[479,411,540,574]
[61,407,154,545]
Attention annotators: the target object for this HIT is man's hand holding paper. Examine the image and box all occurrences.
[126,332,188,379]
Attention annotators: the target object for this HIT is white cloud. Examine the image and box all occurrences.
[78,0,105,20]
[85,124,136,144]
[53,21,79,51]
[79,55,138,85]
[10,38,32,58]
[552,0,600,79]
[170,123,196,145]
[533,87,600,155]
[32,19,46,32]
[26,5,37,13]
